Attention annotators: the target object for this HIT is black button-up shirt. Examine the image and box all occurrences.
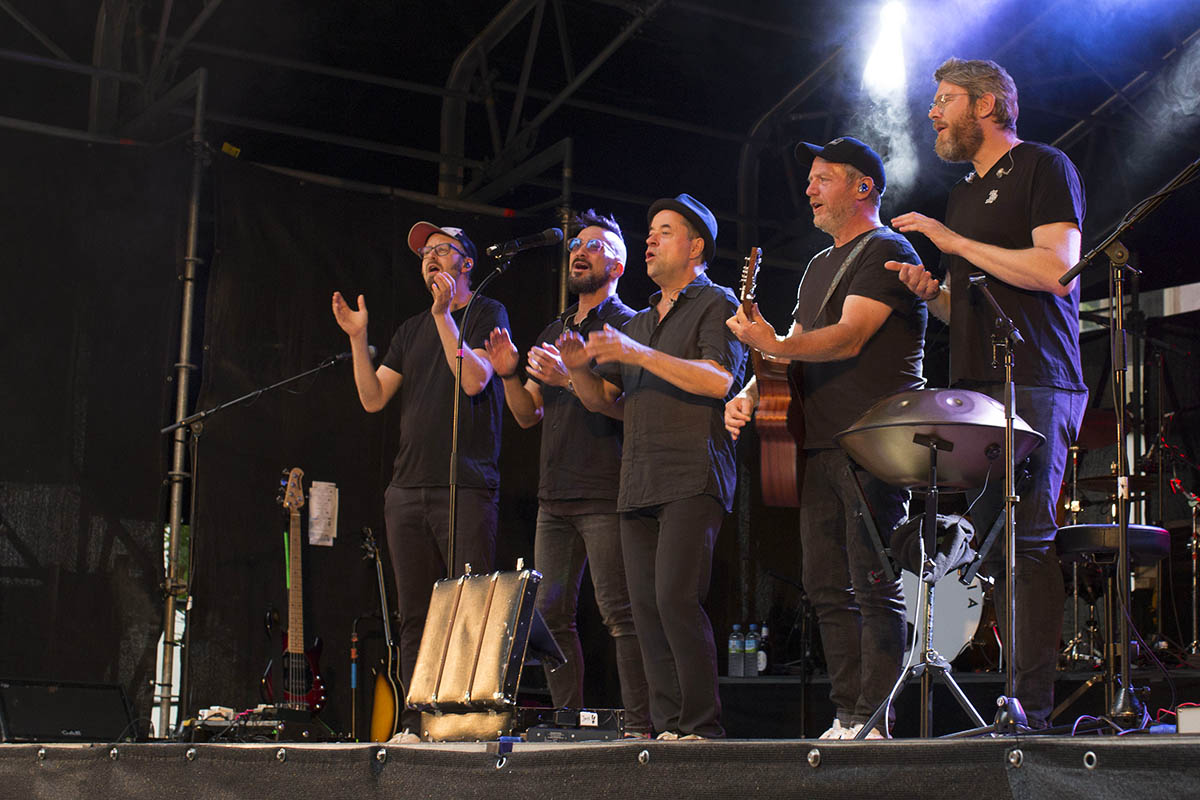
[532,295,636,513]
[604,272,747,512]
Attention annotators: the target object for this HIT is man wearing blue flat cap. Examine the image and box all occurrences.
[558,193,747,739]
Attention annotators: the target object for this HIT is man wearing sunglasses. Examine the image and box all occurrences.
[558,194,747,740]
[886,58,1088,730]
[483,210,650,737]
[331,221,509,736]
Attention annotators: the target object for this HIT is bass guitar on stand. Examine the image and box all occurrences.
[261,467,327,716]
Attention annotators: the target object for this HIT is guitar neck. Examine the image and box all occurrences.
[287,507,304,654]
[375,556,395,646]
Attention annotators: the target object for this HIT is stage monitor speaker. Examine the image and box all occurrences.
[0,679,137,742]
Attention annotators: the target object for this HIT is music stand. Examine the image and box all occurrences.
[835,388,1043,737]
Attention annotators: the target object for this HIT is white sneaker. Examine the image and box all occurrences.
[655,731,680,740]
[844,722,887,740]
[818,719,849,739]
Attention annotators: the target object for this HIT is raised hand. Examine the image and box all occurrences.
[556,330,591,370]
[332,291,368,338]
[890,212,962,256]
[429,270,455,315]
[724,395,754,440]
[485,327,519,377]
[527,343,568,387]
[584,324,647,366]
[884,260,941,301]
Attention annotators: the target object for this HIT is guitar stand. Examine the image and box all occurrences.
[855,435,989,739]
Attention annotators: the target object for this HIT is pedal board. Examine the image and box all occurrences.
[516,707,624,742]
[186,707,324,743]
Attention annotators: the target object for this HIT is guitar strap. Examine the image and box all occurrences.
[799,227,886,328]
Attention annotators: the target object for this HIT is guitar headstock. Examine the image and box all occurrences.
[279,467,305,511]
[739,247,763,314]
[361,526,378,561]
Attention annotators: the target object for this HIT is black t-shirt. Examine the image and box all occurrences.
[380,295,509,489]
[943,141,1086,390]
[789,228,927,449]
[607,272,747,512]
[531,295,636,511]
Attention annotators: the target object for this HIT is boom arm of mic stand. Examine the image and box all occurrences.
[1061,154,1200,286]
[161,357,348,434]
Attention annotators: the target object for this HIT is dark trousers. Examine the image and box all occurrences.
[800,448,908,725]
[621,494,725,738]
[384,485,498,731]
[534,508,650,732]
[967,383,1087,727]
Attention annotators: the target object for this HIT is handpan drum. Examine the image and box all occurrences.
[834,388,1045,490]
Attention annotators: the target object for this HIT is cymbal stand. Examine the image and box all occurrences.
[1060,446,1091,667]
[855,434,988,739]
[1060,153,1200,725]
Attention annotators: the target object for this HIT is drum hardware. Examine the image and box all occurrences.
[836,387,1043,739]
[1058,153,1200,725]
[1049,523,1170,724]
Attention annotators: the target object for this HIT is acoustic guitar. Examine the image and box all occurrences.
[738,247,805,507]
[363,528,404,741]
[261,467,327,714]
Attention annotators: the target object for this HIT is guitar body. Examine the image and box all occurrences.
[739,248,805,507]
[752,354,805,507]
[364,528,404,741]
[261,633,328,714]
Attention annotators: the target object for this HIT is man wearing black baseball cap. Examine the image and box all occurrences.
[557,193,747,740]
[331,219,509,737]
[726,136,927,739]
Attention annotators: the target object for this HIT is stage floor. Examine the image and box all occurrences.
[4,735,1200,800]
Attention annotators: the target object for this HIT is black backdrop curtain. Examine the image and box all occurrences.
[0,128,185,726]
[186,155,559,734]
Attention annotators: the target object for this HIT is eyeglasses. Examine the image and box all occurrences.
[417,242,466,259]
[567,237,612,256]
[928,92,970,112]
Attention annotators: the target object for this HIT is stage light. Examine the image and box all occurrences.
[863,2,908,97]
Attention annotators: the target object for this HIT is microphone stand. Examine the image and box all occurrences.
[445,254,512,579]
[1058,153,1200,726]
[968,273,1027,732]
[158,351,359,732]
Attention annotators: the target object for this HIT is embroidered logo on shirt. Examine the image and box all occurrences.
[985,189,999,204]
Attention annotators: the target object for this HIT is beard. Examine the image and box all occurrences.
[935,112,984,163]
[813,200,854,238]
[567,263,611,295]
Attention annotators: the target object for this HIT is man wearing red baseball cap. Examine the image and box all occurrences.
[332,220,508,736]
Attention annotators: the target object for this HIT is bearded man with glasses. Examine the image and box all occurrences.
[331,221,509,737]
[482,210,650,736]
[887,58,1088,730]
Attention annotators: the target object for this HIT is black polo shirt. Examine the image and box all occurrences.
[380,295,509,489]
[532,295,636,514]
[605,272,747,512]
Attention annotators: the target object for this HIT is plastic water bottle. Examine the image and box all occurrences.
[745,624,760,677]
[727,624,744,677]
[757,623,770,675]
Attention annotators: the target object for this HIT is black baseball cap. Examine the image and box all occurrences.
[795,136,887,195]
[647,193,717,262]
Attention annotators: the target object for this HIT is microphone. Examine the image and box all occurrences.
[327,345,377,364]
[485,228,564,258]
